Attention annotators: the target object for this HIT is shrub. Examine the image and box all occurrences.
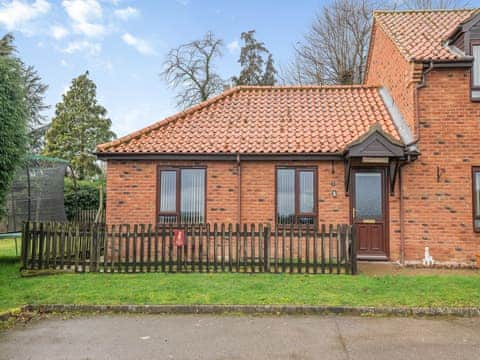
[64,178,104,220]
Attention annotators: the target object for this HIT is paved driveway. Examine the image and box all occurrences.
[1,314,479,360]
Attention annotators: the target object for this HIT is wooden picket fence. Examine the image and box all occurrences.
[69,208,105,224]
[21,222,357,274]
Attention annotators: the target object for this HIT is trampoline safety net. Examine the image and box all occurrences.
[1,155,68,233]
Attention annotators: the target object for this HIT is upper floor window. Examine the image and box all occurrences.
[473,167,480,232]
[471,42,480,100]
[158,168,206,224]
[276,167,316,226]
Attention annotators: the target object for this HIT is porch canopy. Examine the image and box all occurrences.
[343,124,413,195]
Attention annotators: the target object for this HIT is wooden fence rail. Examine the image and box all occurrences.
[21,222,357,274]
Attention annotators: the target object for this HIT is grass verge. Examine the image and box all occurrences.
[1,239,480,313]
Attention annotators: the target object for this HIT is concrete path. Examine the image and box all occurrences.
[1,314,479,360]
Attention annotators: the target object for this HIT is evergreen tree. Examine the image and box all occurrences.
[0,33,15,56]
[1,33,49,152]
[232,30,276,86]
[262,54,277,86]
[44,72,115,179]
[0,56,28,215]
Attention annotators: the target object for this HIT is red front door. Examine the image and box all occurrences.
[351,168,388,260]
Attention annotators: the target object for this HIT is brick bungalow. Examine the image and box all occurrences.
[97,9,480,266]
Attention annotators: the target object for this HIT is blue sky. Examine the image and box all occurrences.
[1,0,479,137]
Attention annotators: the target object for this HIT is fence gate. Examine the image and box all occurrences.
[22,222,357,274]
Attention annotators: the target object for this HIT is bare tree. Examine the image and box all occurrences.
[282,0,379,85]
[401,0,470,8]
[281,0,470,86]
[162,32,224,109]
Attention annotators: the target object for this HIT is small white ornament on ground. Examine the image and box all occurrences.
[423,247,435,266]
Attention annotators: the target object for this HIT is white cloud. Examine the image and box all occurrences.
[114,6,139,20]
[227,40,240,54]
[63,40,101,56]
[175,0,190,6]
[121,32,155,55]
[50,24,69,39]
[0,0,50,31]
[74,21,105,37]
[60,59,68,67]
[62,0,106,37]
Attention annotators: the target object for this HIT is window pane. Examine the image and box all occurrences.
[475,172,480,217]
[158,215,177,224]
[277,169,295,225]
[299,171,314,213]
[474,46,480,86]
[355,173,383,220]
[180,169,205,224]
[160,171,176,212]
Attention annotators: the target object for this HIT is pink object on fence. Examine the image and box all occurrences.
[174,229,185,247]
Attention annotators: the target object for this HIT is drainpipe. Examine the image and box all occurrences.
[399,62,434,263]
[399,163,405,265]
[237,153,241,226]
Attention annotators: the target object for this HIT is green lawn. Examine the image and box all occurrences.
[1,238,480,313]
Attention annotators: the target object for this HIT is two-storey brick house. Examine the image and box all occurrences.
[97,9,480,266]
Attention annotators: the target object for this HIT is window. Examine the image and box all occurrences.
[473,167,480,232]
[276,167,316,226]
[471,43,480,100]
[158,168,206,224]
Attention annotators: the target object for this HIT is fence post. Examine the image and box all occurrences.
[21,221,29,271]
[264,225,270,272]
[350,225,357,275]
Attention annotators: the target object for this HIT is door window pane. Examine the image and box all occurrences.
[299,171,314,213]
[277,169,295,225]
[473,45,480,86]
[475,172,480,217]
[160,171,176,212]
[355,173,382,220]
[180,169,205,224]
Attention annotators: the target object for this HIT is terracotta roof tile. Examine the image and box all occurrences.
[374,9,479,61]
[97,86,400,155]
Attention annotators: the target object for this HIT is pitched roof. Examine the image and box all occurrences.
[97,86,401,155]
[373,9,479,62]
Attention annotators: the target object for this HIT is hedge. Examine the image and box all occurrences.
[64,178,104,220]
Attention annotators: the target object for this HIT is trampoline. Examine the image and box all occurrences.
[0,155,69,235]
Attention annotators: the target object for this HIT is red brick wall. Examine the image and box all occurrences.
[239,161,350,225]
[106,160,238,225]
[365,22,418,135]
[106,160,351,227]
[401,68,480,264]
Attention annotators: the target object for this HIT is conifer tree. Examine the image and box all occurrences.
[0,56,28,215]
[232,30,276,86]
[44,72,115,179]
[1,33,49,152]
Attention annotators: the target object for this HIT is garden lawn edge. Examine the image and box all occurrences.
[16,304,480,317]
